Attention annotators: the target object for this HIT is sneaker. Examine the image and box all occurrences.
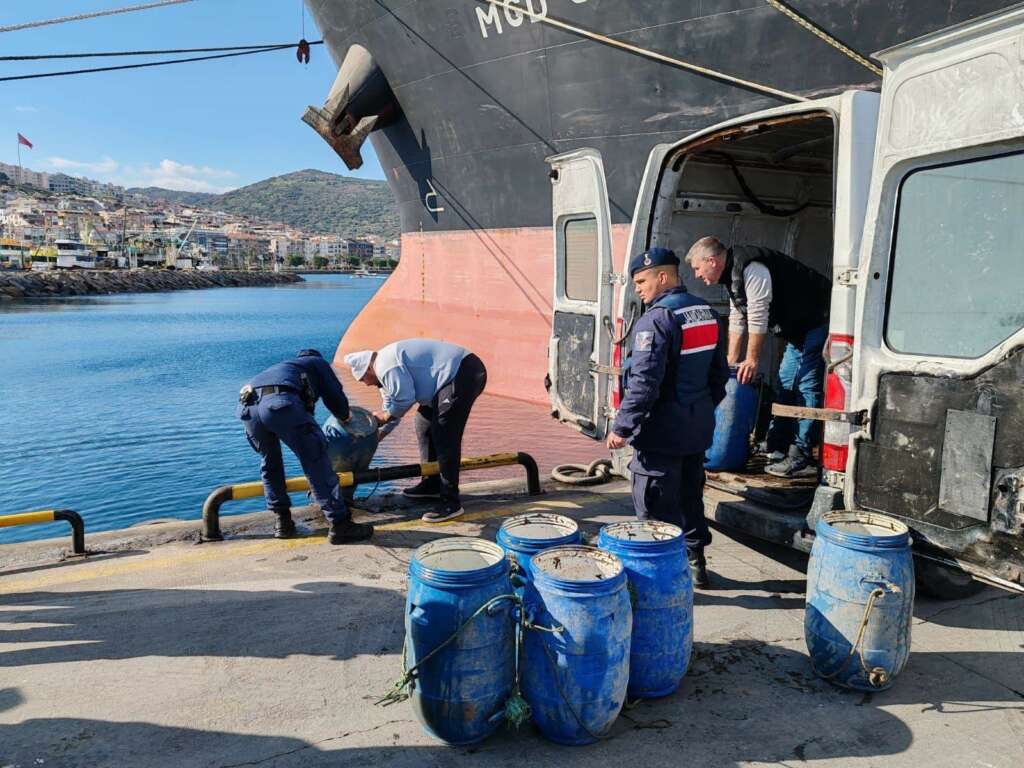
[273,514,297,540]
[688,548,709,589]
[755,440,785,463]
[422,501,465,523]
[766,446,818,478]
[402,479,442,499]
[328,519,374,544]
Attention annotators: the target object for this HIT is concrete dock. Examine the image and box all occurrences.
[2,479,1022,767]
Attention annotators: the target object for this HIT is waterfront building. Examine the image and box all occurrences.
[345,238,374,263]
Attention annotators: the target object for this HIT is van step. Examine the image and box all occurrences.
[704,486,814,553]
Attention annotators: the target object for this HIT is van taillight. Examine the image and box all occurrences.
[612,318,623,409]
[822,334,854,472]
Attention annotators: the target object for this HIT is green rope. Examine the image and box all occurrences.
[376,592,533,729]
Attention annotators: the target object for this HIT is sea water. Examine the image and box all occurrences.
[0,274,604,544]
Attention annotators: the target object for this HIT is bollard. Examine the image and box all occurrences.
[201,451,542,541]
[0,509,86,555]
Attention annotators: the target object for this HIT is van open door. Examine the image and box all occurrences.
[546,149,615,439]
[849,6,1024,594]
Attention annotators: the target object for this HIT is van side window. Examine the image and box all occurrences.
[886,150,1024,357]
[563,217,599,302]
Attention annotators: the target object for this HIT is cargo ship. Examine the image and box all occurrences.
[303,0,1014,403]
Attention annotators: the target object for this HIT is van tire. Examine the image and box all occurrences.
[915,559,985,600]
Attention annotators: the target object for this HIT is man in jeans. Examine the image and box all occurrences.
[346,339,487,522]
[685,236,830,478]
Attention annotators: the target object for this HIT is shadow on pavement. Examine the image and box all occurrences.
[0,581,406,668]
[0,549,149,579]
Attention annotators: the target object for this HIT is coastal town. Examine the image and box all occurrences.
[0,161,400,273]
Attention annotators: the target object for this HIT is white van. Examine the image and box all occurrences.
[546,6,1024,597]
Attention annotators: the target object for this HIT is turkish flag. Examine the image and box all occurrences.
[17,133,32,149]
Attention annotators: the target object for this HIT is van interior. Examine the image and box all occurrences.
[621,112,837,506]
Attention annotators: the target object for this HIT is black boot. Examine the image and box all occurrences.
[688,548,709,589]
[402,478,442,499]
[274,513,297,539]
[328,519,374,544]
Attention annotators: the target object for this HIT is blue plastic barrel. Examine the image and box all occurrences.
[406,538,515,745]
[705,369,758,470]
[805,512,915,691]
[598,520,692,698]
[523,546,631,745]
[323,406,379,473]
[496,513,580,583]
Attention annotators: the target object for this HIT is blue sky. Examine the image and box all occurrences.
[1,0,385,192]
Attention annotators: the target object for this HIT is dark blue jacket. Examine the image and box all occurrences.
[611,286,729,456]
[250,349,351,421]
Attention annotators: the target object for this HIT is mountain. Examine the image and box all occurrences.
[127,187,215,207]
[129,170,400,239]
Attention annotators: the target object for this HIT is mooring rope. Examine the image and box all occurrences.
[551,458,615,487]
[763,0,883,77]
[0,0,197,35]
[472,0,808,103]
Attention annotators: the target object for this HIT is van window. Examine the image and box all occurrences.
[563,217,598,302]
[886,150,1024,357]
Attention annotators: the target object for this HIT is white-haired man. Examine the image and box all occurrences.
[345,339,487,522]
[685,236,830,478]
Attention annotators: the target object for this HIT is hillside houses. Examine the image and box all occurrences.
[0,167,399,271]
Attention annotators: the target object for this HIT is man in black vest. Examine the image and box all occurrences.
[685,236,830,478]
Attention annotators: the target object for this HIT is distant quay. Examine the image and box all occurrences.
[0,269,303,300]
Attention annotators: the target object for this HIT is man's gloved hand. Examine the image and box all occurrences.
[372,410,391,425]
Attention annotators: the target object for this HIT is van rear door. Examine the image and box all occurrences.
[546,149,615,439]
[849,6,1024,591]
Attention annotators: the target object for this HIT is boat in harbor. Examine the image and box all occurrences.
[303,0,1017,402]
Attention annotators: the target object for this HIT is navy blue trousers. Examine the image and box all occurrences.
[629,449,711,551]
[238,392,349,523]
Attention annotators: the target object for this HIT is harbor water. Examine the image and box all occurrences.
[0,274,606,545]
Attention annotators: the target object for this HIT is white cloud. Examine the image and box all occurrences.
[47,156,120,174]
[126,159,237,193]
[42,155,238,193]
[14,105,38,113]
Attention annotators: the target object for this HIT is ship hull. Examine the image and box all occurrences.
[306,0,1015,401]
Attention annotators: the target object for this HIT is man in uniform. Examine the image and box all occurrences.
[237,349,374,544]
[345,339,487,523]
[607,247,729,587]
[685,236,830,478]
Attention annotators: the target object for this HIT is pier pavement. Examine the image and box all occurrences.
[1,480,1022,767]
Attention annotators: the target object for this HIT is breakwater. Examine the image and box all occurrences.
[0,269,302,299]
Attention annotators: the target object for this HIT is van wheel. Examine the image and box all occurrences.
[915,559,985,600]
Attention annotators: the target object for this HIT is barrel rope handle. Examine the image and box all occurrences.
[809,586,892,688]
[376,593,519,706]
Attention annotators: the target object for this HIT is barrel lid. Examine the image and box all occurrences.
[601,520,682,543]
[499,513,578,541]
[325,406,376,439]
[818,511,911,550]
[413,537,505,572]
[532,545,623,582]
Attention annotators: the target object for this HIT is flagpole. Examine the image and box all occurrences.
[17,135,22,186]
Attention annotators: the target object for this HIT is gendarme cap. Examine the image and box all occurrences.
[629,246,679,277]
